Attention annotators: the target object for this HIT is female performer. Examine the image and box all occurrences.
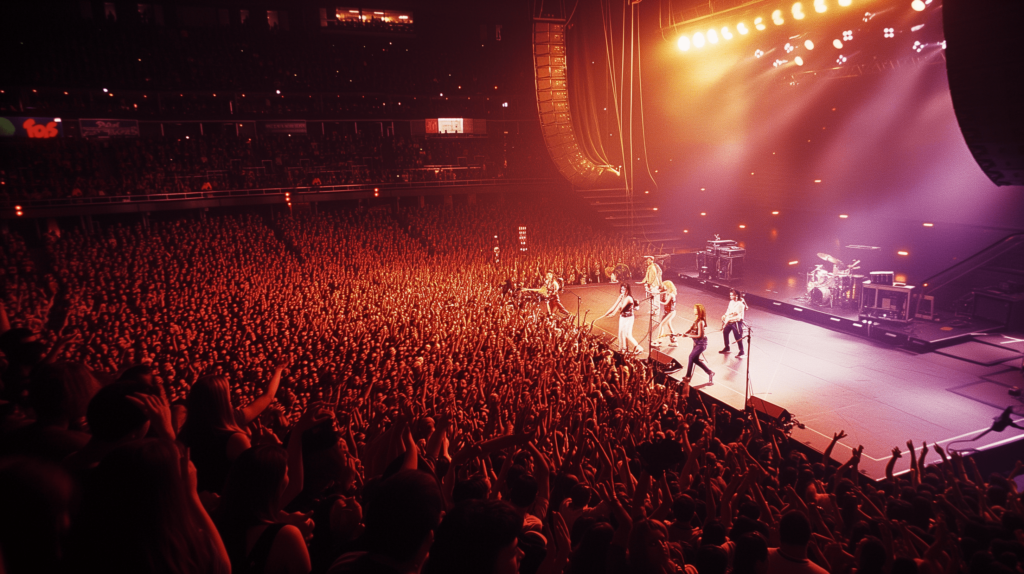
[681,304,714,384]
[652,280,678,347]
[597,283,642,355]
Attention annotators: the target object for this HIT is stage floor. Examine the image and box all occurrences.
[570,281,1024,480]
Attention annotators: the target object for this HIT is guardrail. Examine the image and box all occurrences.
[1,178,566,209]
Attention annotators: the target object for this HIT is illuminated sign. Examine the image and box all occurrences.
[81,118,140,138]
[0,117,63,139]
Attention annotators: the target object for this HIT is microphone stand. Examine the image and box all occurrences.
[562,286,583,327]
[744,325,762,433]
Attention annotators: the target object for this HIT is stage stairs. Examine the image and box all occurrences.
[575,187,684,250]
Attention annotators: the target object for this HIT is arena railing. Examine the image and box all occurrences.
[1,178,566,209]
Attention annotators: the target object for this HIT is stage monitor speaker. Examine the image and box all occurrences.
[944,0,1024,186]
[649,348,681,371]
[747,397,791,425]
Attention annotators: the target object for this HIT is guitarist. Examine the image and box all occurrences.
[720,289,747,358]
[543,271,570,317]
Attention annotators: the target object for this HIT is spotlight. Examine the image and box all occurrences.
[838,0,851,6]
[839,214,848,218]
[923,222,934,227]
[276,89,281,94]
[805,39,814,49]
[754,49,765,58]
[678,35,691,51]
[721,26,733,40]
[814,0,827,13]
[911,0,925,11]
[773,59,788,67]
[789,260,799,265]
[843,30,853,41]
[884,28,894,38]
[836,54,847,64]
[739,224,747,229]
[898,250,909,256]
[737,22,750,34]
[707,28,719,44]
[772,211,780,215]
[913,40,924,53]
[772,10,784,25]
[755,17,766,31]
[862,12,873,22]
[784,43,794,53]
[795,56,804,65]
[792,3,805,20]
[833,39,844,49]
[693,32,706,48]
[940,40,946,50]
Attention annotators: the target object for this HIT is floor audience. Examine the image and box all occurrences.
[0,199,1020,573]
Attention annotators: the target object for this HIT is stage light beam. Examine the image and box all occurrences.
[678,35,691,51]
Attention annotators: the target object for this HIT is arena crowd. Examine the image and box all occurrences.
[0,196,1021,574]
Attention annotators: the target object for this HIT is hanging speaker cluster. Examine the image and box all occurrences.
[534,20,615,188]
[944,0,1024,187]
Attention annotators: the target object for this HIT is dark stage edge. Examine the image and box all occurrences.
[667,258,1007,354]
[570,282,1024,481]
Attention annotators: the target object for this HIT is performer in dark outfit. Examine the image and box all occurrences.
[682,304,714,384]
[720,289,748,357]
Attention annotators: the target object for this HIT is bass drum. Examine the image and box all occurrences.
[809,286,832,306]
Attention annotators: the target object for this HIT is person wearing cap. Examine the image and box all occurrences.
[638,256,663,320]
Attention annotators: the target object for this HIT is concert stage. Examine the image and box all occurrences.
[575,281,1024,480]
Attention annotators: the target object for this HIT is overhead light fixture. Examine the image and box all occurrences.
[678,35,691,51]
[737,22,750,34]
[833,39,844,49]
[792,3,805,20]
[721,26,733,40]
[707,28,719,43]
[755,17,766,31]
[772,9,785,25]
[911,0,926,11]
[805,39,815,49]
[693,32,706,48]
[814,0,827,13]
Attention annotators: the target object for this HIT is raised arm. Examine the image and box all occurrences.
[238,358,289,426]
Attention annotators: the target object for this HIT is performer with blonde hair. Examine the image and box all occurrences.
[652,280,678,347]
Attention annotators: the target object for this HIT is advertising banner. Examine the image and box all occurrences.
[80,118,140,138]
[0,116,64,139]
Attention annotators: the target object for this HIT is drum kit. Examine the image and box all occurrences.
[806,253,863,308]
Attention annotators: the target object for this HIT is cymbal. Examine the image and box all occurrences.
[817,252,841,265]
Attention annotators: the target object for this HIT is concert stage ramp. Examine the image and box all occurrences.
[573,282,1024,480]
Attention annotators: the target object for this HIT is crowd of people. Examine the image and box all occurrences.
[0,196,1021,574]
[0,131,557,200]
